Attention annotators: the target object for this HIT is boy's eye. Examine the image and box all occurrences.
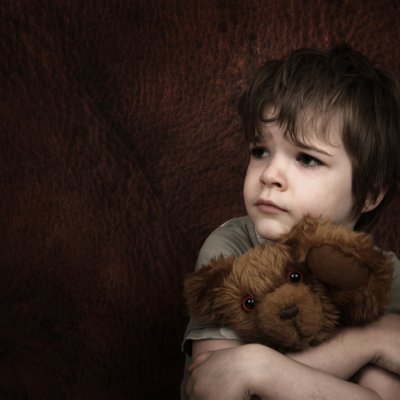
[250,146,269,159]
[297,153,323,167]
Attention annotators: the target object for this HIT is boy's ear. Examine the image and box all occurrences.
[361,189,386,213]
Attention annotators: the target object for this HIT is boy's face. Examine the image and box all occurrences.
[244,109,358,241]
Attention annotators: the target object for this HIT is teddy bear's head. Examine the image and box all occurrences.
[184,217,393,352]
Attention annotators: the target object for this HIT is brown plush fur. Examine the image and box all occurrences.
[185,217,394,352]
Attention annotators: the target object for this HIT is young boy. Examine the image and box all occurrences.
[182,45,400,399]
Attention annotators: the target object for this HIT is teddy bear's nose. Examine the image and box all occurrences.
[279,304,299,320]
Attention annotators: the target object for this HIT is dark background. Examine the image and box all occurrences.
[1,0,399,398]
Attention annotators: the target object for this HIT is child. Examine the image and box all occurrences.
[182,45,400,399]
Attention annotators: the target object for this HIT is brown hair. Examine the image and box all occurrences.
[239,44,400,231]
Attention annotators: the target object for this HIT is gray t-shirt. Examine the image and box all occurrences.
[180,216,400,398]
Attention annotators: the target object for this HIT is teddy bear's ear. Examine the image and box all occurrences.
[306,245,370,289]
[184,257,234,323]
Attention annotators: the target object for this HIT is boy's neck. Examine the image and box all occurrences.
[256,232,274,246]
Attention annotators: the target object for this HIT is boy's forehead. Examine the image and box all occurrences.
[259,105,343,147]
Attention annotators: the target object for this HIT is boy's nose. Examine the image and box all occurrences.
[259,161,287,190]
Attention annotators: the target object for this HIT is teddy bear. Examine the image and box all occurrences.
[184,216,394,352]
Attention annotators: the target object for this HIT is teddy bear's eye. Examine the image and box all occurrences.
[288,271,302,283]
[242,295,256,312]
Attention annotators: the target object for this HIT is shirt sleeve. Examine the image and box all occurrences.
[182,318,241,356]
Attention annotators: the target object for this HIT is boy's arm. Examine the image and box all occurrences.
[356,365,400,399]
[186,314,400,400]
[287,314,400,376]
[187,344,380,400]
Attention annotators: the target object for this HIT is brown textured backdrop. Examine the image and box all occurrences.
[1,0,399,399]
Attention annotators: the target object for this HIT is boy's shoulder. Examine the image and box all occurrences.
[195,216,259,270]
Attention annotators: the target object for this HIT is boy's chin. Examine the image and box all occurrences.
[254,219,294,242]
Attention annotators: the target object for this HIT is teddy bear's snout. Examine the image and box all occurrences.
[279,304,299,320]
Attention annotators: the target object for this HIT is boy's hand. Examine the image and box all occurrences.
[369,314,400,374]
[186,345,264,400]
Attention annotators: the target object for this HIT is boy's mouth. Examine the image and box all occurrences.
[255,199,287,213]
